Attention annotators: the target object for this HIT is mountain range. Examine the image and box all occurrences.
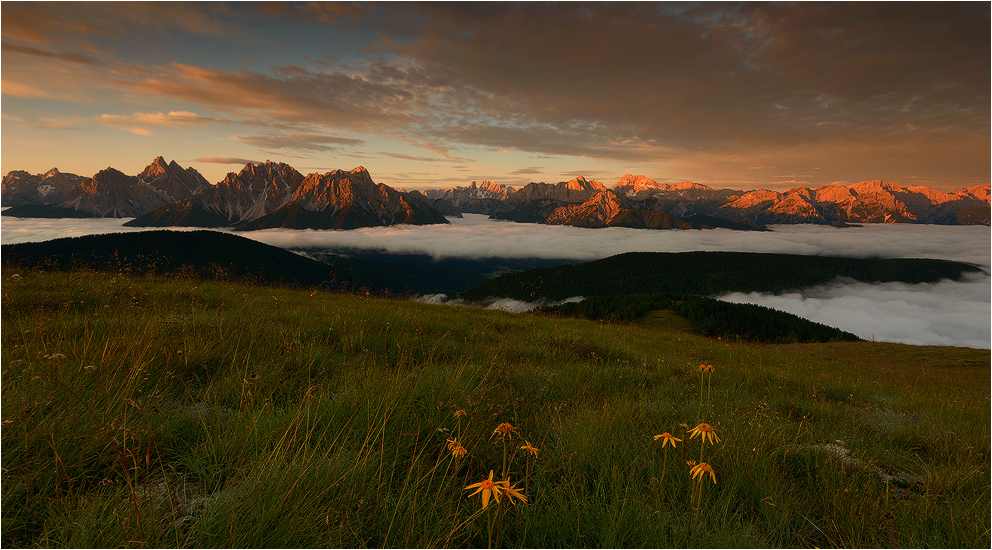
[416,175,990,226]
[2,157,211,217]
[3,158,989,229]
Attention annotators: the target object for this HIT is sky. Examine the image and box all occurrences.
[2,214,989,348]
[2,2,989,191]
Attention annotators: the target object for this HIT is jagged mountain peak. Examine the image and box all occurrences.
[671,181,711,191]
[348,166,374,184]
[849,179,900,195]
[614,175,711,194]
[140,156,172,178]
[616,174,657,188]
[43,168,61,179]
[565,175,605,191]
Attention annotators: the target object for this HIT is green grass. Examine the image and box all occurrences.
[2,269,989,548]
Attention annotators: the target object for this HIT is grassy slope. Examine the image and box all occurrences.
[2,269,989,548]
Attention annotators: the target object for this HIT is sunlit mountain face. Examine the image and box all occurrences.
[1,2,988,191]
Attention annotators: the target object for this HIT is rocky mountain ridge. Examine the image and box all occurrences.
[4,160,988,227]
[125,163,448,230]
[3,158,449,230]
[2,157,210,217]
[432,174,989,226]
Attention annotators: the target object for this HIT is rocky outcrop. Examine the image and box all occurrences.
[235,167,448,230]
[509,176,607,203]
[418,180,515,215]
[127,161,306,227]
[546,190,697,229]
[138,156,211,203]
[60,167,176,217]
[613,174,711,198]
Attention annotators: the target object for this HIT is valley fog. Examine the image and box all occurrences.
[2,214,989,348]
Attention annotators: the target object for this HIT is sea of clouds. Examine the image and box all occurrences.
[2,213,989,348]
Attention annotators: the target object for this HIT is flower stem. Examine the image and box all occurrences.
[501,438,508,479]
[660,447,669,503]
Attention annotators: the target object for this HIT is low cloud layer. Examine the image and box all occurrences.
[236,215,991,269]
[2,214,987,348]
[718,273,991,349]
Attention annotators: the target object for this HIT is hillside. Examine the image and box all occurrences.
[460,251,984,302]
[2,269,988,548]
[542,293,860,343]
[0,230,476,295]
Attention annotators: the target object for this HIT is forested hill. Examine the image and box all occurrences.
[1,230,337,287]
[0,230,487,295]
[542,293,861,343]
[460,251,983,301]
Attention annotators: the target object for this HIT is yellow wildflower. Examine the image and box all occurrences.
[454,409,467,418]
[653,432,682,448]
[690,462,717,484]
[688,423,721,445]
[498,479,528,504]
[686,459,697,467]
[446,437,459,451]
[493,422,515,438]
[452,445,467,459]
[465,470,503,509]
[520,440,539,457]
[698,364,714,372]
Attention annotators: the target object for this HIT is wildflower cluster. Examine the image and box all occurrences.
[653,362,723,526]
[441,415,539,547]
[439,413,537,512]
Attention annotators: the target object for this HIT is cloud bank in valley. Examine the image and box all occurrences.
[718,273,991,349]
[1,214,988,348]
[236,215,990,269]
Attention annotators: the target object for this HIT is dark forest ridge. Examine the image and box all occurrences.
[460,251,985,302]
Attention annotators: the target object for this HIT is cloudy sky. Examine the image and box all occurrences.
[2,2,989,191]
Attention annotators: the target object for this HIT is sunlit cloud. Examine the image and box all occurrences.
[2,41,101,65]
[194,157,257,165]
[233,133,366,153]
[377,151,460,163]
[510,167,544,175]
[18,124,77,131]
[1,3,115,46]
[99,111,219,136]
[0,80,56,99]
[109,62,424,131]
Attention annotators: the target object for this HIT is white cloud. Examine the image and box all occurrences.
[234,214,990,269]
[718,272,991,349]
